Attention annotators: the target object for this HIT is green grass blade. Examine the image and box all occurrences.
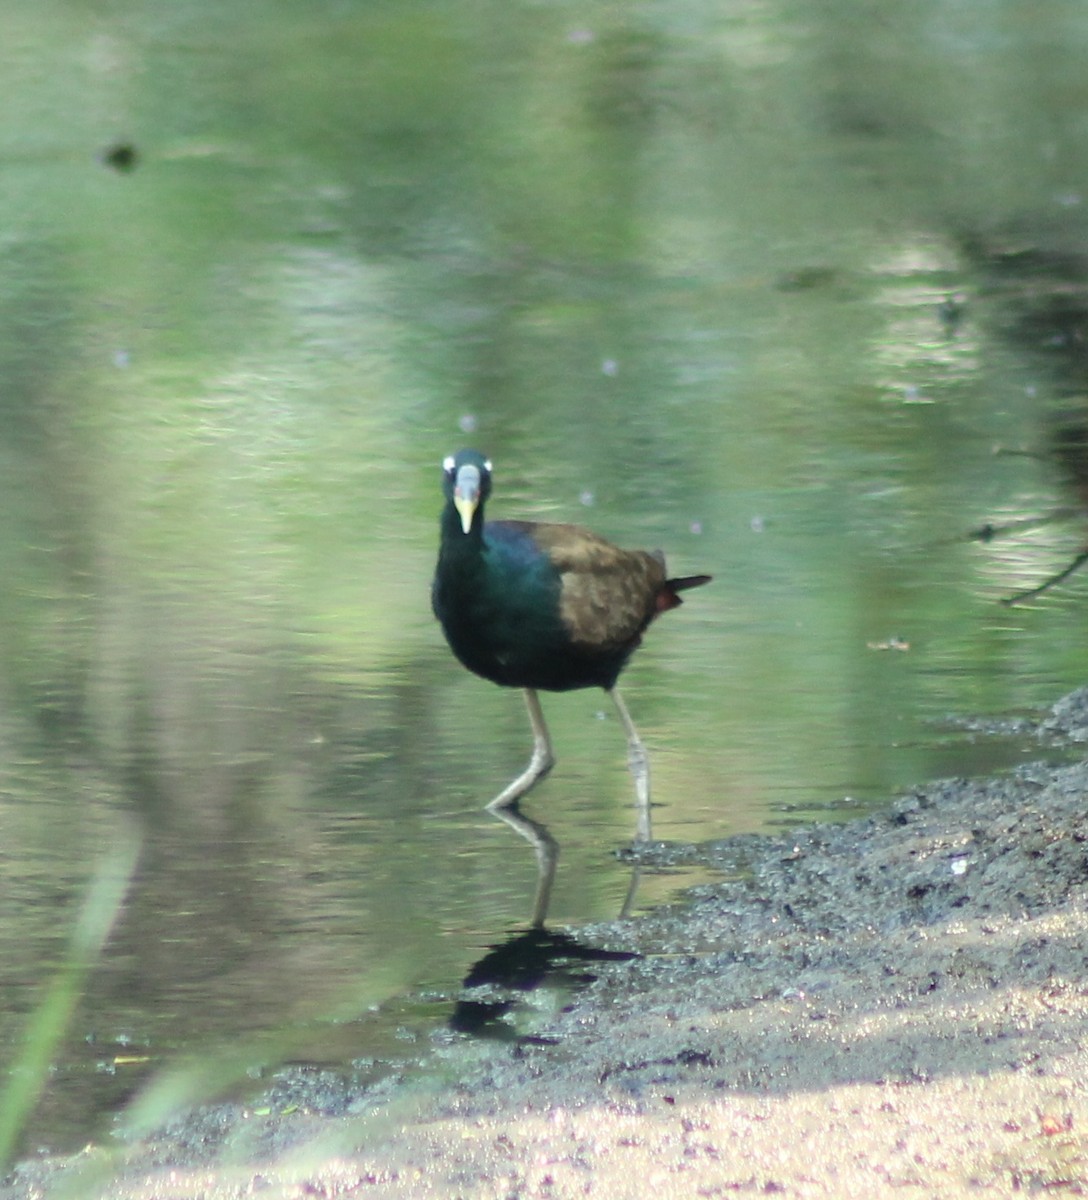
[0,829,141,1172]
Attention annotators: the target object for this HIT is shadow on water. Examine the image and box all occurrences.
[449,804,639,1042]
[449,925,638,1043]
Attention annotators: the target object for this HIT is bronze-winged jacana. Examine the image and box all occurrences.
[432,449,711,835]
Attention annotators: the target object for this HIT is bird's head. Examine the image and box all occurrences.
[442,449,492,534]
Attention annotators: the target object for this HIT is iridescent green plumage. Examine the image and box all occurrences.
[432,449,711,836]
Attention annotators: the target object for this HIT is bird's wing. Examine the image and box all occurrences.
[527,523,666,649]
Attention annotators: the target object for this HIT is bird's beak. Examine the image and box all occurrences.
[453,465,481,534]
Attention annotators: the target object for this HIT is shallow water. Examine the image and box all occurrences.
[5,0,1088,1155]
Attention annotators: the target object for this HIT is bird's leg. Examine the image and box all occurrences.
[487,688,555,811]
[608,688,652,843]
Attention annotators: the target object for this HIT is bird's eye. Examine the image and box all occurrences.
[483,459,493,472]
[442,455,455,473]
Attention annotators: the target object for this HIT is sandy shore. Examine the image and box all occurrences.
[8,688,1088,1198]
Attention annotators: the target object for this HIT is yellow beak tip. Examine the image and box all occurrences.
[454,495,477,534]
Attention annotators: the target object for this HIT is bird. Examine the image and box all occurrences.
[432,449,711,838]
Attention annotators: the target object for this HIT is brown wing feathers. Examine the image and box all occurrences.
[525,522,708,649]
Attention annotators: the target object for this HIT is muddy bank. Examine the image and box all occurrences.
[8,689,1088,1198]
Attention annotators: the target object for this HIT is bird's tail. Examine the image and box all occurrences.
[656,573,712,614]
[669,573,713,592]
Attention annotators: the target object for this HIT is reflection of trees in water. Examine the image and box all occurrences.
[968,417,1088,604]
[960,225,1088,603]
